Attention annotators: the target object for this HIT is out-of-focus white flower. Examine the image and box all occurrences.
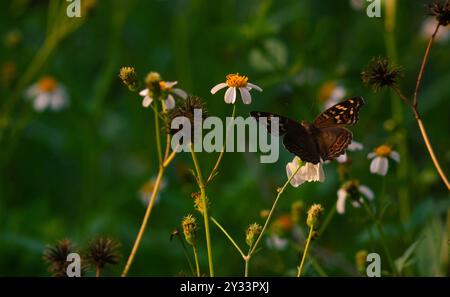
[286,156,325,187]
[26,76,68,112]
[336,180,374,215]
[349,0,365,11]
[318,81,346,109]
[367,144,400,176]
[139,177,167,205]
[265,234,288,251]
[210,73,262,105]
[421,17,450,43]
[336,140,364,163]
[139,81,187,109]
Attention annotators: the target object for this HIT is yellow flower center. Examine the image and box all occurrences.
[374,144,392,157]
[226,73,248,88]
[38,76,57,92]
[159,81,171,91]
[318,81,337,102]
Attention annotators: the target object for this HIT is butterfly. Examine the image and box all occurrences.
[250,97,365,164]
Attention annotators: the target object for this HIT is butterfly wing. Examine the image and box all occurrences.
[314,126,352,161]
[314,96,365,128]
[250,111,321,164]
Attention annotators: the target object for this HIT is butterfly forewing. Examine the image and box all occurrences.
[250,111,321,164]
[314,96,365,128]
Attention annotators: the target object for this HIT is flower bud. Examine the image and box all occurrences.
[119,66,138,91]
[306,204,324,229]
[245,223,261,247]
[182,214,197,246]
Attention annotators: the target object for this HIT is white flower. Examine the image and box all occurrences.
[421,17,450,43]
[26,76,68,112]
[286,156,325,187]
[139,177,167,205]
[139,81,187,109]
[266,234,288,251]
[336,140,364,163]
[210,73,262,105]
[336,181,374,215]
[367,144,400,176]
[318,81,346,109]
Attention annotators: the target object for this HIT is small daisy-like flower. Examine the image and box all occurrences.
[139,72,187,109]
[318,81,346,109]
[336,140,364,163]
[286,156,325,187]
[421,17,450,42]
[210,73,262,104]
[336,180,374,215]
[367,144,400,176]
[26,76,68,112]
[427,0,450,27]
[361,57,402,92]
[139,176,167,205]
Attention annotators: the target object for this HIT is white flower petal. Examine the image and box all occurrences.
[286,160,304,187]
[163,81,178,88]
[358,185,374,200]
[142,96,153,107]
[266,235,288,251]
[210,82,227,94]
[224,87,236,104]
[247,82,263,92]
[171,88,188,99]
[49,90,67,111]
[348,140,363,151]
[390,150,400,163]
[370,156,389,176]
[33,93,50,111]
[351,200,361,208]
[239,87,252,104]
[139,89,149,96]
[336,189,347,214]
[367,152,376,159]
[165,94,176,110]
[25,84,39,99]
[336,153,348,163]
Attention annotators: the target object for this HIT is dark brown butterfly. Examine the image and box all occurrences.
[250,97,364,164]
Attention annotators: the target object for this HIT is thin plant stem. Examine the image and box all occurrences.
[154,105,163,164]
[193,246,201,277]
[318,207,336,236]
[206,105,236,184]
[96,266,100,277]
[190,144,214,276]
[244,257,249,277]
[297,224,314,277]
[176,233,196,277]
[210,217,246,259]
[245,165,302,275]
[362,201,397,276]
[121,165,164,277]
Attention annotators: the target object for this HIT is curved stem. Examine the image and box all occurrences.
[210,216,246,259]
[190,145,214,276]
[297,224,314,277]
[121,165,165,277]
[246,165,301,266]
[154,105,163,164]
[413,23,440,108]
[95,266,100,277]
[206,105,236,184]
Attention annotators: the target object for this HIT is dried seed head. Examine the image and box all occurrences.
[427,0,450,26]
[43,239,75,277]
[361,57,402,92]
[192,192,209,215]
[245,223,262,247]
[85,237,121,270]
[168,96,208,135]
[182,214,198,246]
[306,204,324,229]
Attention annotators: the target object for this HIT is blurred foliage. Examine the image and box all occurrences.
[0,0,449,276]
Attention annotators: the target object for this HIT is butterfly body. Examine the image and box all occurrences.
[251,97,364,164]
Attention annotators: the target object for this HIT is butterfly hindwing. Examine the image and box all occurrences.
[314,96,365,128]
[250,111,321,164]
[314,126,352,161]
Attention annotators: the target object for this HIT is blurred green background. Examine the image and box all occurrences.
[0,0,449,276]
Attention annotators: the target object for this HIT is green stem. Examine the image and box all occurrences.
[190,145,214,276]
[210,216,246,259]
[318,207,336,236]
[297,225,314,277]
[176,234,196,277]
[193,245,201,277]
